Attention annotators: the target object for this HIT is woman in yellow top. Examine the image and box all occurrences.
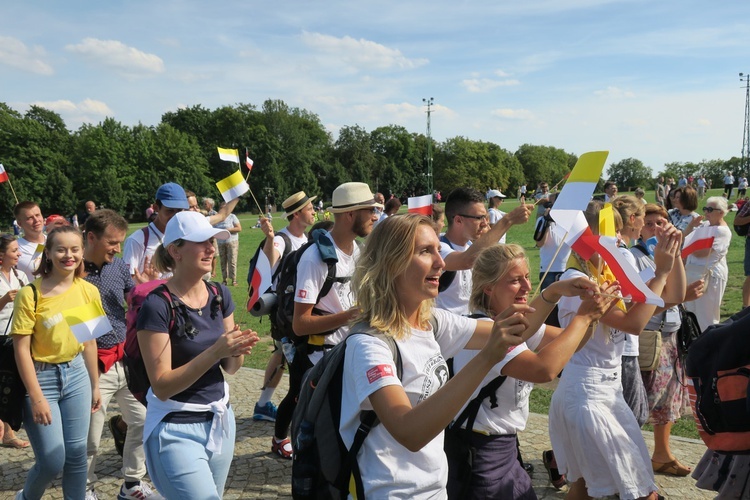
[11,226,102,500]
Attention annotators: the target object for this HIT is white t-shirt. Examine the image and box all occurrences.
[0,269,25,334]
[724,175,735,185]
[17,236,46,283]
[559,269,624,370]
[617,247,640,357]
[295,233,359,346]
[539,222,571,274]
[122,223,168,278]
[436,238,472,315]
[340,308,476,499]
[453,321,546,435]
[488,208,506,244]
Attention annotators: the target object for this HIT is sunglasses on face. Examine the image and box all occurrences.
[702,206,719,213]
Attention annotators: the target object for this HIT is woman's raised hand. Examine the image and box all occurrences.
[215,326,260,359]
[576,281,621,322]
[483,304,532,363]
[653,225,681,276]
[547,276,600,301]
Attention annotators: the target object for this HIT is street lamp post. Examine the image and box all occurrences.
[423,97,434,199]
[741,73,750,176]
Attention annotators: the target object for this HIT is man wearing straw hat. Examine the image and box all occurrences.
[271,182,382,459]
[252,191,317,425]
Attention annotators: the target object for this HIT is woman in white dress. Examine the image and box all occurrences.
[549,200,682,500]
[682,196,732,332]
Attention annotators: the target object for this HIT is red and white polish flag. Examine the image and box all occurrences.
[681,225,719,259]
[408,194,432,215]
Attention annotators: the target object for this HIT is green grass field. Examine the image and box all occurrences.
[127,187,745,439]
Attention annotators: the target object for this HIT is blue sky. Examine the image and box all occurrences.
[2,0,750,173]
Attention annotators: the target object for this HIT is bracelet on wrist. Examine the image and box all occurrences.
[540,288,558,305]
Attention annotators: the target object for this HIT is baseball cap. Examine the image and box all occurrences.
[487,189,506,199]
[163,211,230,247]
[155,182,189,210]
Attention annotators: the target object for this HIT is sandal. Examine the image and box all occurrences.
[651,458,691,477]
[272,437,293,459]
[542,450,566,489]
[1,437,30,449]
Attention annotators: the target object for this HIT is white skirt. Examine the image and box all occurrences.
[548,364,657,499]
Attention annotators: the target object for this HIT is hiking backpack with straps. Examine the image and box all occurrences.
[246,232,292,318]
[123,279,226,406]
[686,306,750,452]
[274,229,350,345]
[290,323,403,500]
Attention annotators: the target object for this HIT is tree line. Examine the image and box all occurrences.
[0,100,743,225]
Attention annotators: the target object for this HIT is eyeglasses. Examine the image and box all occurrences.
[702,206,719,213]
[458,213,489,222]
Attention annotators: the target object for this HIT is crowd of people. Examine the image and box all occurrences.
[1,175,748,500]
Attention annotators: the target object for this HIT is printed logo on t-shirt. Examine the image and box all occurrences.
[419,354,450,404]
[297,289,307,299]
[367,364,394,383]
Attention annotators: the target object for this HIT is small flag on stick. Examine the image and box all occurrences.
[0,164,9,183]
[408,194,432,215]
[63,301,113,343]
[217,147,240,164]
[245,149,254,172]
[216,170,250,203]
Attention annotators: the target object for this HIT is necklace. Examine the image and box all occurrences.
[169,284,207,315]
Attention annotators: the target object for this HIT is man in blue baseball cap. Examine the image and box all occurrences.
[123,182,190,283]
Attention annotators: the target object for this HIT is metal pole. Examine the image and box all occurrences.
[423,97,434,199]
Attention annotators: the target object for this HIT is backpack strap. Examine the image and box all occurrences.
[270,232,293,283]
[312,230,350,303]
[438,235,457,293]
[343,323,403,499]
[141,226,150,251]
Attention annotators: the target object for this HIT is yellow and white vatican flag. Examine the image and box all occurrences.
[216,170,250,203]
[63,300,113,343]
[217,147,240,164]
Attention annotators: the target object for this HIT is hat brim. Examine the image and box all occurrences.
[282,196,317,218]
[164,227,230,247]
[160,199,190,210]
[327,201,384,214]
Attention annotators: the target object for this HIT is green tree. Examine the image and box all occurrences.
[433,137,521,195]
[606,158,653,191]
[514,144,571,193]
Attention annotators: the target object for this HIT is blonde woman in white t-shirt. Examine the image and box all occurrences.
[447,244,618,499]
[340,214,600,498]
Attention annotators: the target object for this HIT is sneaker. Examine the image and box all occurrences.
[271,437,293,459]
[85,489,99,500]
[108,414,127,457]
[15,491,24,500]
[118,481,164,500]
[253,401,277,422]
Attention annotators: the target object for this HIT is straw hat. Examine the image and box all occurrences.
[328,182,384,213]
[282,191,317,218]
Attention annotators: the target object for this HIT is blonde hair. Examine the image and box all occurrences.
[611,195,645,231]
[470,244,528,316]
[352,213,436,340]
[152,239,187,274]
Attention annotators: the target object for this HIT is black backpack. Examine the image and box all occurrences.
[246,233,292,328]
[686,306,750,452]
[274,229,349,345]
[290,324,402,500]
[438,234,457,293]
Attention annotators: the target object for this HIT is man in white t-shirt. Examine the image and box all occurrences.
[253,191,316,423]
[437,187,532,315]
[271,183,383,460]
[14,201,46,283]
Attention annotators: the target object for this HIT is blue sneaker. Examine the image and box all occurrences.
[253,401,277,422]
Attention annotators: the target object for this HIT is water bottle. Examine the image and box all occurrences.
[291,420,317,499]
[281,337,295,364]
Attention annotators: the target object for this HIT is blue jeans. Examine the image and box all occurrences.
[145,407,236,499]
[22,354,92,500]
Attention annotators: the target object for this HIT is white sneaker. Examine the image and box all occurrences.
[85,488,99,500]
[118,482,164,500]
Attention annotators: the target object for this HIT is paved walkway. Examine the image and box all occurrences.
[0,369,715,499]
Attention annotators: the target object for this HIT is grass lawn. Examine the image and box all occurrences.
[127,187,745,439]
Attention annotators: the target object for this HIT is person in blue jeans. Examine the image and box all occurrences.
[136,211,259,499]
[11,226,103,500]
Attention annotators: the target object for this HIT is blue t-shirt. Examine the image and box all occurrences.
[137,281,235,421]
[84,257,134,348]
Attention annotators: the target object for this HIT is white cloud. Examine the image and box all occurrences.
[0,36,53,75]
[594,86,636,99]
[300,31,428,71]
[65,38,164,76]
[31,99,112,117]
[462,77,520,92]
[491,108,534,120]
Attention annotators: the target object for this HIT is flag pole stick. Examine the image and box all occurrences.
[530,228,569,301]
[6,176,19,206]
[247,187,266,217]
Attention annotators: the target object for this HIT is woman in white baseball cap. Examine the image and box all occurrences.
[136,211,260,499]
